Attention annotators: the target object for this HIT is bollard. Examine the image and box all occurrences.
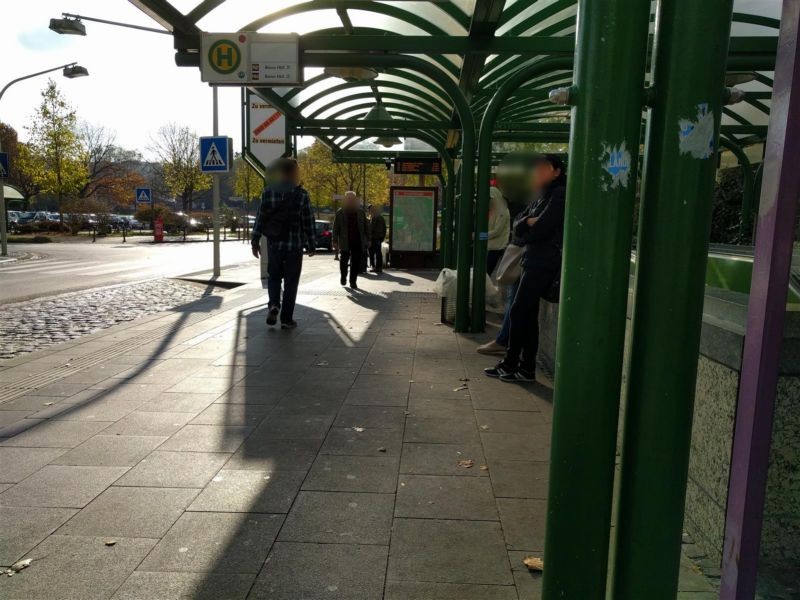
[92,226,96,243]
[122,225,126,243]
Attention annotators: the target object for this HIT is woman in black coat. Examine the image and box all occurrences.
[485,154,566,383]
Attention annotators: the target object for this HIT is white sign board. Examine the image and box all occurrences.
[201,33,300,85]
[247,95,287,171]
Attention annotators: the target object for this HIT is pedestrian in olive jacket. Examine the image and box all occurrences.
[332,191,369,288]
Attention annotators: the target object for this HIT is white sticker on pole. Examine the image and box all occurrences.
[678,103,716,159]
[248,96,286,171]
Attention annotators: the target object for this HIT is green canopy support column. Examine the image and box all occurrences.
[719,137,756,243]
[611,1,735,597]
[302,53,476,332]
[472,56,572,330]
[540,0,652,597]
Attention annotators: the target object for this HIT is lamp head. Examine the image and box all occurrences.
[49,17,86,35]
[63,64,89,79]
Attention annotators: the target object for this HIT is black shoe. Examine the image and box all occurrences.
[266,306,279,326]
[281,320,298,330]
[340,275,346,285]
[350,281,359,290]
[484,362,513,378]
[499,368,536,384]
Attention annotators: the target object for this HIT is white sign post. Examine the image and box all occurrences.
[246,93,287,171]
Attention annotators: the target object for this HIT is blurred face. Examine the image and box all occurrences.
[344,193,358,209]
[370,204,381,216]
[531,161,561,193]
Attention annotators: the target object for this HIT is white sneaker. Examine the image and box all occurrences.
[477,340,507,356]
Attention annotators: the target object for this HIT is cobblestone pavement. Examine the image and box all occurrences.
[0,279,218,360]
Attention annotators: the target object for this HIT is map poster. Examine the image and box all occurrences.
[390,187,438,253]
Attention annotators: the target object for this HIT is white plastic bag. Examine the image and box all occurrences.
[434,268,458,299]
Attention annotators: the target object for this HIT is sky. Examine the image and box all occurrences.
[0,1,253,160]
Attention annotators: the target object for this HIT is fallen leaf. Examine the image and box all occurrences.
[523,556,544,571]
[377,447,387,453]
[453,385,468,392]
[457,459,474,468]
[352,427,365,432]
[105,540,116,547]
[5,559,33,576]
[43,402,54,406]
[459,378,470,382]
[479,425,489,431]
[479,465,489,471]
[316,361,329,366]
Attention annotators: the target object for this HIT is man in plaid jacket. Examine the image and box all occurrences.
[251,158,315,329]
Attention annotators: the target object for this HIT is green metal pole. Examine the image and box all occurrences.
[302,53,476,332]
[719,137,756,243]
[611,1,735,597]
[472,56,573,331]
[540,0,652,597]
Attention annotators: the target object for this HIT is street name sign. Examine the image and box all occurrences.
[200,136,232,173]
[0,153,8,179]
[201,33,300,86]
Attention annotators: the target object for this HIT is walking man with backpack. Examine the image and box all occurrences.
[251,158,315,329]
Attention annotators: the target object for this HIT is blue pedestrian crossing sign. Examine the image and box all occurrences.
[0,153,9,179]
[199,136,232,173]
[135,187,152,205]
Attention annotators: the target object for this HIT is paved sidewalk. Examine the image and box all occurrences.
[0,266,714,599]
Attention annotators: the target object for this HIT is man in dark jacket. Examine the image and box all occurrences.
[368,203,387,273]
[485,154,566,383]
[251,158,315,329]
[333,191,369,289]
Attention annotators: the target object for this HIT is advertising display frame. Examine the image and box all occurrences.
[389,186,438,268]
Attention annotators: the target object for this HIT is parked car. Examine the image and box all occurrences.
[315,220,333,251]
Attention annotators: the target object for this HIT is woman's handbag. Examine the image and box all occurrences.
[493,244,524,285]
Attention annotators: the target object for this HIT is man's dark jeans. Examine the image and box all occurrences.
[267,244,303,323]
[368,239,383,272]
[340,249,362,286]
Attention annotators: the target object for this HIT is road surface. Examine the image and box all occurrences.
[0,237,336,304]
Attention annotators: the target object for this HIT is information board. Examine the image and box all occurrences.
[390,187,437,253]
[394,157,442,175]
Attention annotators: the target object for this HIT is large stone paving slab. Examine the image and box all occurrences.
[114,450,230,488]
[138,511,283,573]
[384,581,518,600]
[0,535,156,600]
[395,474,498,521]
[387,518,512,585]
[0,447,67,483]
[0,506,76,565]
[0,420,110,448]
[111,572,255,600]
[278,491,394,545]
[159,424,253,453]
[51,434,167,467]
[302,454,399,493]
[57,486,198,538]
[250,542,388,599]
[0,465,128,508]
[187,469,305,513]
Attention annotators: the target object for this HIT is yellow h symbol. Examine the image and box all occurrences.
[215,44,234,68]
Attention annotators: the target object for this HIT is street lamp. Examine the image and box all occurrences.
[49,13,170,36]
[0,62,89,256]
